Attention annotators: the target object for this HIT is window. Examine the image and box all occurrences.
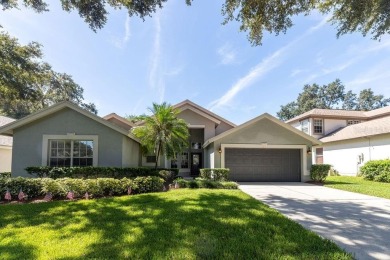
[300,120,309,134]
[191,142,202,149]
[146,156,157,163]
[49,140,93,167]
[315,148,323,164]
[347,120,361,126]
[313,119,323,134]
[181,152,189,168]
[171,152,189,169]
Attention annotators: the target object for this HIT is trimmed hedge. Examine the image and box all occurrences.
[0,176,164,200]
[175,179,238,189]
[360,159,390,183]
[0,172,11,178]
[310,164,331,183]
[199,168,230,181]
[25,166,179,179]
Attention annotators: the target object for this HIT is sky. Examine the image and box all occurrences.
[1,1,390,125]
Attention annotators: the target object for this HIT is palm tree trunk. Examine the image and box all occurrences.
[155,142,161,170]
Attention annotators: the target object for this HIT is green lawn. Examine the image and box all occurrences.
[0,189,351,259]
[325,176,390,199]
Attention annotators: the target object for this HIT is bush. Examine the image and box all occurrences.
[174,179,238,189]
[0,176,164,201]
[200,168,230,181]
[360,160,390,183]
[0,177,44,198]
[25,166,178,179]
[310,164,331,183]
[0,172,11,178]
[132,176,164,193]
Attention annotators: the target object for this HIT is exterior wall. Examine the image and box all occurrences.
[323,119,347,136]
[215,121,235,135]
[208,118,313,181]
[177,110,216,141]
[323,134,390,175]
[122,136,140,167]
[0,147,12,172]
[12,108,139,177]
[290,121,302,131]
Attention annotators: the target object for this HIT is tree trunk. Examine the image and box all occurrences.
[155,142,161,170]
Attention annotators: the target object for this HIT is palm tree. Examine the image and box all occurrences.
[132,102,189,169]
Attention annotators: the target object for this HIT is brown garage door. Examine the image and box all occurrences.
[225,148,301,182]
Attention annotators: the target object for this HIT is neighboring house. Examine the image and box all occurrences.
[287,106,390,175]
[0,99,320,182]
[0,116,15,173]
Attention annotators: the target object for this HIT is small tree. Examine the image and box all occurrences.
[132,102,189,169]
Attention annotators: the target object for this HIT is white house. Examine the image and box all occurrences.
[287,106,390,175]
[0,116,15,173]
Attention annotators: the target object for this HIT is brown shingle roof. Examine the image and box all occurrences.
[286,106,390,123]
[0,116,15,147]
[320,116,390,143]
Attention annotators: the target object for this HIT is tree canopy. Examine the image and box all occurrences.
[0,30,97,119]
[132,103,189,169]
[277,79,390,121]
[1,0,389,45]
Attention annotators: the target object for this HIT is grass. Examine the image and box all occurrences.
[325,176,390,199]
[0,189,351,259]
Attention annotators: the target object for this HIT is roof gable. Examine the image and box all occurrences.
[204,113,321,147]
[0,101,140,143]
[103,113,135,130]
[174,99,236,127]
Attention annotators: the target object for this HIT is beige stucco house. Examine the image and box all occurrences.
[0,100,320,181]
[287,106,390,175]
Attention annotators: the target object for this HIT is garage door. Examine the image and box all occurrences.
[225,148,301,182]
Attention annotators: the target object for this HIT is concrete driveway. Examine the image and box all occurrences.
[239,182,390,260]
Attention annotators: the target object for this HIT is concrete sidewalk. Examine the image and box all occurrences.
[239,182,390,260]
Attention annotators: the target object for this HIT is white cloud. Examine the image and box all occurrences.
[164,65,184,76]
[111,15,131,49]
[148,13,165,102]
[209,47,287,111]
[290,69,305,77]
[209,17,328,111]
[217,43,237,65]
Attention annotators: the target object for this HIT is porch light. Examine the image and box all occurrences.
[307,147,312,154]
[218,147,222,154]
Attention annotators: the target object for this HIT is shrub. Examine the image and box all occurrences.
[200,168,230,181]
[310,164,331,183]
[174,179,238,189]
[0,176,164,201]
[0,172,11,178]
[0,177,44,198]
[132,176,164,193]
[25,166,178,179]
[360,160,390,183]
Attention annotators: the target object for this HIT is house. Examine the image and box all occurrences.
[0,116,15,173]
[286,106,390,175]
[0,100,320,182]
[0,102,141,177]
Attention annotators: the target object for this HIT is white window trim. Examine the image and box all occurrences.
[313,118,323,134]
[220,143,308,181]
[42,134,98,166]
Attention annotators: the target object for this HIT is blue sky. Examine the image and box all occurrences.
[1,1,390,124]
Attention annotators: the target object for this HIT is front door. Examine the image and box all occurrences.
[190,153,202,176]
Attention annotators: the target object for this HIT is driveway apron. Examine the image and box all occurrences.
[239,182,390,260]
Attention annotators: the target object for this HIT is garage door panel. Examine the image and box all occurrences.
[225,148,301,182]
